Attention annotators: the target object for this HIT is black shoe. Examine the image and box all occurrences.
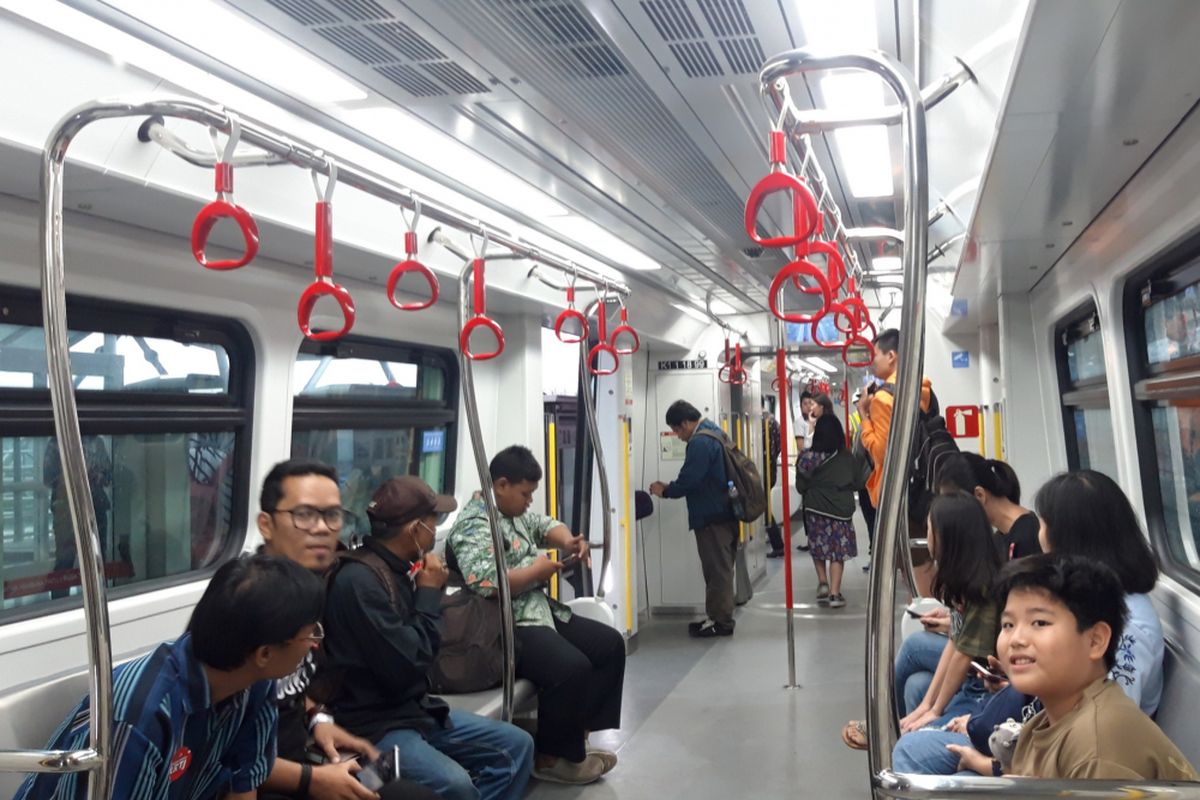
[796,543,810,552]
[690,619,734,638]
[767,548,785,558]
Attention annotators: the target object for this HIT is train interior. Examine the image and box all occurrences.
[4,0,1200,797]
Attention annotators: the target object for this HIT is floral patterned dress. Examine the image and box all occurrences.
[796,449,858,562]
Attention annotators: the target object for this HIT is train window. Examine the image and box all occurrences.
[290,338,458,543]
[1055,306,1118,476]
[1131,255,1200,582]
[0,290,252,624]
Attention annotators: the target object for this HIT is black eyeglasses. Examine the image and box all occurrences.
[272,505,349,532]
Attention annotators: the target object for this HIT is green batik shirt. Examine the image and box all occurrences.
[447,496,571,628]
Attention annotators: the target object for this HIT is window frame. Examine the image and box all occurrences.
[291,335,460,493]
[0,286,255,625]
[1054,301,1109,471]
[1125,234,1200,595]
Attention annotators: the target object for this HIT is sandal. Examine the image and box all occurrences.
[841,720,868,751]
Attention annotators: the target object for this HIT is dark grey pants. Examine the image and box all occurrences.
[694,519,740,626]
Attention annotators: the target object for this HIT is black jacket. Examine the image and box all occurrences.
[322,537,450,742]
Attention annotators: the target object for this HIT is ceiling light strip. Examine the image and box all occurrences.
[140,107,630,294]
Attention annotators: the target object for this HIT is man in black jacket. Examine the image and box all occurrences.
[322,476,534,800]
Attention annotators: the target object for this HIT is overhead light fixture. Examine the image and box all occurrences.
[348,108,568,219]
[819,73,884,112]
[671,303,711,324]
[832,126,893,198]
[872,256,902,272]
[795,0,878,51]
[101,0,368,102]
[805,356,839,373]
[550,216,662,271]
[708,298,737,315]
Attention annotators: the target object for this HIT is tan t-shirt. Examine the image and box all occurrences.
[1012,678,1198,780]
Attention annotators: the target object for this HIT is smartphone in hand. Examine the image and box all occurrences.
[970,660,1005,681]
[904,608,924,619]
[559,553,581,568]
[356,746,400,790]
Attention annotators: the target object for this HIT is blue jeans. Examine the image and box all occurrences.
[894,630,949,716]
[376,710,534,800]
[893,728,971,774]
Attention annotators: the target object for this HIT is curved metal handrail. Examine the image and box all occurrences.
[760,48,929,789]
[455,253,518,722]
[578,298,616,599]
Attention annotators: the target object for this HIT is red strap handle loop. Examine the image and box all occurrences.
[298,161,356,341]
[460,251,505,361]
[610,305,640,355]
[797,240,846,294]
[744,131,820,248]
[810,304,856,350]
[387,201,439,311]
[588,298,620,376]
[769,259,831,323]
[842,333,876,368]
[191,117,259,270]
[554,285,589,344]
[719,342,747,385]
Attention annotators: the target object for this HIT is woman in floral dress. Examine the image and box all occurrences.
[795,414,861,608]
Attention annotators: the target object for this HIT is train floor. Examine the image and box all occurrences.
[527,541,877,799]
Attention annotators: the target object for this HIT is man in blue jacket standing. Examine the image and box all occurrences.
[649,400,737,638]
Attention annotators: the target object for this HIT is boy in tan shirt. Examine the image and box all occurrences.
[990,553,1197,780]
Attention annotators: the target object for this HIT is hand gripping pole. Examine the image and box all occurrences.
[191,113,259,270]
[297,157,356,341]
[387,198,439,311]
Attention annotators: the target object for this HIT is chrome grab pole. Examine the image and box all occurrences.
[455,252,517,722]
[760,49,929,792]
[578,298,615,600]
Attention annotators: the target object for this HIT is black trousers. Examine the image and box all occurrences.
[515,614,626,763]
[859,490,876,555]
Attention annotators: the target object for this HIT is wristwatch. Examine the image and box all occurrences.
[308,711,335,732]
[991,758,1003,777]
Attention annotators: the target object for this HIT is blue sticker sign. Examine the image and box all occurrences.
[786,316,839,344]
[951,351,970,369]
[422,429,446,453]
[950,298,969,317]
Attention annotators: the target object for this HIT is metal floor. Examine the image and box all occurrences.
[527,546,875,799]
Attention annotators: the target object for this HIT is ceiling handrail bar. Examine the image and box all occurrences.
[134,105,630,295]
[760,48,929,796]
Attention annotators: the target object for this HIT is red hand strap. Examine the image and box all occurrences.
[610,306,640,355]
[191,119,259,270]
[387,222,440,310]
[744,131,820,248]
[588,300,619,375]
[460,256,505,361]
[769,259,831,323]
[298,198,355,340]
[554,285,588,344]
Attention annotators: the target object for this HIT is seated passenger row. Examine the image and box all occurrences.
[17,452,627,800]
[846,459,1196,781]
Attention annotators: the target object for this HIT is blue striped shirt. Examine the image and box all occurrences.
[14,634,277,800]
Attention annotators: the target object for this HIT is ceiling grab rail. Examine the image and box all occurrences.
[458,234,506,361]
[298,156,356,341]
[386,197,440,311]
[449,232,519,723]
[579,296,616,602]
[553,267,589,344]
[190,112,260,270]
[762,48,929,798]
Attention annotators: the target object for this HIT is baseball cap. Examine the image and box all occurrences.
[366,476,457,532]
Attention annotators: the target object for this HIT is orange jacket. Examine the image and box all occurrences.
[861,375,933,507]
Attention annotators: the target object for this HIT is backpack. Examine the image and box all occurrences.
[695,427,767,523]
[328,548,505,694]
[875,383,960,522]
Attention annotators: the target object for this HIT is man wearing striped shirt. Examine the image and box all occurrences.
[15,554,324,800]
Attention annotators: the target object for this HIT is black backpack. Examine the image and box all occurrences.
[328,548,505,694]
[875,383,959,523]
[695,427,767,523]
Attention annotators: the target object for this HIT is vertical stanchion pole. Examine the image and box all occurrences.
[980,404,989,457]
[547,418,558,518]
[777,347,798,689]
[621,416,634,634]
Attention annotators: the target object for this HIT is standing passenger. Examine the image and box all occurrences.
[764,406,786,558]
[16,554,323,800]
[448,445,625,786]
[795,415,860,608]
[855,328,935,595]
[649,400,739,638]
[320,477,535,800]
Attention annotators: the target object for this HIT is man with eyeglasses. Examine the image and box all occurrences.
[255,459,439,800]
[320,476,535,800]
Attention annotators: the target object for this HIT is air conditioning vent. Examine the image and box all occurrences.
[670,41,722,78]
[697,0,754,37]
[640,0,702,41]
[533,3,596,44]
[365,21,445,61]
[421,62,490,94]
[315,24,393,64]
[327,0,388,21]
[264,0,337,26]
[374,64,446,97]
[567,43,628,77]
[719,37,764,75]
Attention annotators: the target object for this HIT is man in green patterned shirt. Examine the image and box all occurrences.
[448,445,626,787]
